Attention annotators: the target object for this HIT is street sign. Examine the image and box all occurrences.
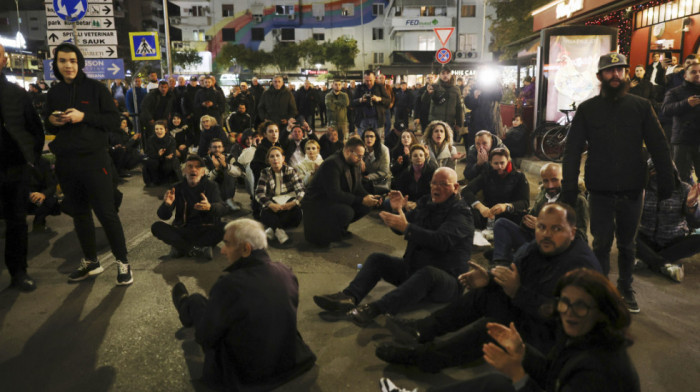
[53,0,88,22]
[47,30,118,46]
[43,58,124,80]
[435,48,452,64]
[129,32,161,61]
[50,44,116,58]
[434,28,455,47]
[46,16,114,30]
[46,3,112,17]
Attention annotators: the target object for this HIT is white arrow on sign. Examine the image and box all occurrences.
[108,62,121,76]
[55,0,68,17]
[50,44,117,59]
[71,1,85,18]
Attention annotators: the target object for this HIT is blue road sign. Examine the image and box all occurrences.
[53,0,88,22]
[43,58,125,81]
[129,32,161,61]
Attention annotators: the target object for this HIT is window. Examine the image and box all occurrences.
[280,28,295,41]
[222,4,234,17]
[372,28,384,40]
[251,28,265,41]
[394,7,402,16]
[313,32,325,41]
[420,6,435,16]
[372,3,384,16]
[276,5,294,15]
[461,4,476,17]
[312,3,325,18]
[459,33,477,51]
[342,3,354,16]
[373,52,384,64]
[191,6,205,16]
[222,28,236,42]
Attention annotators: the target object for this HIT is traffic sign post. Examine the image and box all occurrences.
[50,44,116,58]
[47,30,118,46]
[434,27,455,47]
[129,32,161,61]
[45,0,118,59]
[43,58,124,80]
[436,48,452,64]
[53,0,88,22]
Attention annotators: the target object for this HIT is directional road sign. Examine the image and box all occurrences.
[46,2,113,17]
[47,16,114,30]
[43,58,124,80]
[47,30,118,46]
[129,32,161,61]
[435,48,452,64]
[50,44,116,58]
[53,0,88,22]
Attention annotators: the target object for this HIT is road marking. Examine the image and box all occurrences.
[98,229,153,268]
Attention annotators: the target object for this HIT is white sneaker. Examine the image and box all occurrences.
[379,377,417,392]
[274,228,289,244]
[265,227,274,241]
[662,263,684,283]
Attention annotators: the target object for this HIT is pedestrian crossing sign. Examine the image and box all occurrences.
[129,32,161,61]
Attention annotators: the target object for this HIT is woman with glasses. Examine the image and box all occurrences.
[383,268,639,392]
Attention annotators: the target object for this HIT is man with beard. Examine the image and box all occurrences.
[427,65,463,133]
[195,75,226,125]
[352,71,390,136]
[561,53,674,313]
[490,163,588,264]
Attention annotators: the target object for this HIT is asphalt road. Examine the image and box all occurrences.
[0,156,698,392]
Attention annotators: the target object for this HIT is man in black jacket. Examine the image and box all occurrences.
[258,75,298,128]
[45,43,132,286]
[171,218,316,391]
[140,80,175,139]
[561,53,674,313]
[352,71,390,136]
[195,75,226,126]
[301,137,382,246]
[0,43,45,291]
[313,167,474,326]
[377,203,602,372]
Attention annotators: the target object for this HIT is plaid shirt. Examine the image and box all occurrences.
[255,165,305,208]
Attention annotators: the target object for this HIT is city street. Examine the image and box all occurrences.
[0,156,698,392]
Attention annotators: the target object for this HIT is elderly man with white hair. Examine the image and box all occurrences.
[171,218,316,391]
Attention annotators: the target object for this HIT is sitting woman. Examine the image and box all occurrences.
[461,147,529,229]
[423,120,464,170]
[386,144,437,211]
[170,113,193,162]
[294,139,324,186]
[390,129,419,178]
[197,115,229,157]
[386,268,640,392]
[255,147,305,245]
[319,126,344,159]
[143,120,181,187]
[360,128,391,194]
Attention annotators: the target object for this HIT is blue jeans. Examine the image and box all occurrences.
[492,218,533,262]
[343,253,460,314]
[589,191,643,290]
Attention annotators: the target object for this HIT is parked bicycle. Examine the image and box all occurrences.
[531,103,577,162]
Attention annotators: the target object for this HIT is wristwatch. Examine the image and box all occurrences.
[506,204,513,213]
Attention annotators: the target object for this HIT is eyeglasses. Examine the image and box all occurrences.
[556,297,595,318]
[430,181,453,188]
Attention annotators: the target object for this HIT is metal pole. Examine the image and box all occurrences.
[15,0,25,89]
[481,0,487,57]
[162,0,173,76]
[361,0,365,71]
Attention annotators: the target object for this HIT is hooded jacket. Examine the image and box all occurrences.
[44,44,119,156]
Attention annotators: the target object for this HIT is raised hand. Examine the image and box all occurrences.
[491,263,521,298]
[164,188,176,205]
[458,261,490,290]
[194,193,210,211]
[483,322,526,381]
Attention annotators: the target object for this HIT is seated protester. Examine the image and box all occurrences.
[228,128,255,178]
[225,103,252,137]
[390,129,420,178]
[283,124,309,168]
[360,128,391,194]
[204,138,240,213]
[170,113,193,162]
[313,167,474,326]
[293,139,323,186]
[301,137,382,247]
[377,204,603,373]
[319,125,344,159]
[422,120,464,170]
[27,156,61,233]
[502,115,527,159]
[386,268,640,392]
[636,159,700,283]
[250,120,282,184]
[461,147,529,229]
[464,129,507,182]
[109,116,142,177]
[238,130,261,200]
[171,219,316,391]
[384,123,407,152]
[143,120,181,187]
[255,147,305,244]
[151,155,227,260]
[197,115,229,157]
[492,162,589,264]
[389,144,437,211]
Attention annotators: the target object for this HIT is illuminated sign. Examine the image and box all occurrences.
[556,0,584,20]
[0,32,26,49]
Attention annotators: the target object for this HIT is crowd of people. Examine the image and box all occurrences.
[1,41,699,392]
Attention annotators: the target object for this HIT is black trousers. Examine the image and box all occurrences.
[55,152,128,262]
[260,206,302,230]
[214,174,237,201]
[151,221,225,252]
[637,232,700,271]
[143,156,181,185]
[26,194,61,224]
[302,200,369,246]
[0,164,29,277]
[343,253,461,314]
[428,373,514,392]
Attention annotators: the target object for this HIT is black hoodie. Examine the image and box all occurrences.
[44,43,120,156]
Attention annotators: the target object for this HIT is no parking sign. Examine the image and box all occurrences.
[436,48,452,64]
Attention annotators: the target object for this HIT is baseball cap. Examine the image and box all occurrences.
[598,53,629,72]
[185,154,205,167]
[190,76,198,81]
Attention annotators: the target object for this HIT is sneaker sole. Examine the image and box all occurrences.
[627,307,641,314]
[68,266,104,282]
[313,296,356,313]
[116,278,133,286]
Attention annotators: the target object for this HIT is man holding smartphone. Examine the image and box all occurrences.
[45,43,132,286]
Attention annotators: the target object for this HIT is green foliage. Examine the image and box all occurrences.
[487,0,549,60]
[215,43,272,74]
[325,37,359,76]
[172,48,203,69]
[271,42,300,73]
[297,37,326,69]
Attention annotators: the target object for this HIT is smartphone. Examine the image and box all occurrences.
[52,110,64,116]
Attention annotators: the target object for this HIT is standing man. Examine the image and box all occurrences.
[249,77,265,127]
[182,75,200,137]
[146,71,159,92]
[44,43,132,285]
[0,44,45,291]
[428,66,464,134]
[125,76,147,133]
[352,71,390,136]
[326,80,350,139]
[295,80,319,131]
[394,81,412,130]
[561,53,674,313]
[140,79,176,139]
[258,75,298,128]
[195,75,226,125]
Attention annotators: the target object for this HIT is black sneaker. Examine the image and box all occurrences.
[172,282,189,310]
[375,342,418,366]
[201,246,214,260]
[169,246,184,258]
[313,292,357,312]
[348,303,382,326]
[68,259,104,282]
[385,315,424,344]
[10,273,37,292]
[116,261,133,286]
[619,287,640,313]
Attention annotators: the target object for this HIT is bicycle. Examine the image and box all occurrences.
[531,103,576,162]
